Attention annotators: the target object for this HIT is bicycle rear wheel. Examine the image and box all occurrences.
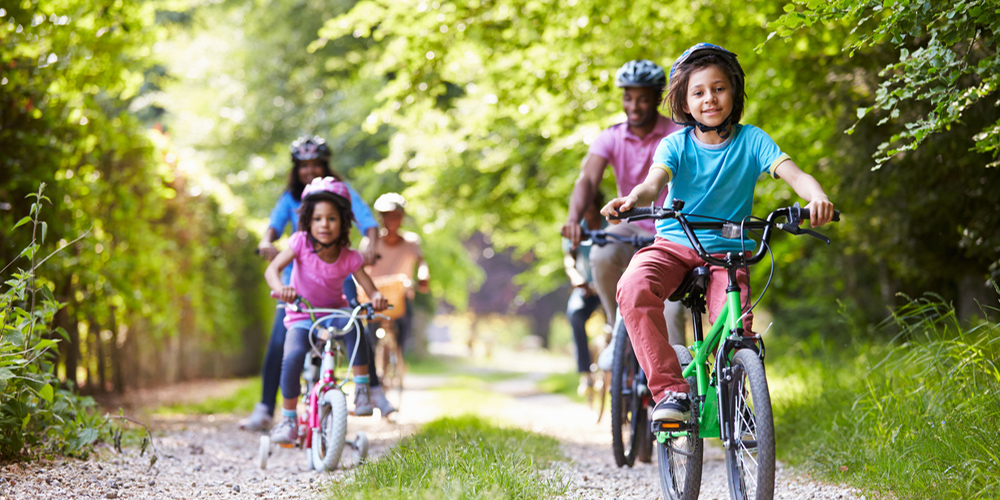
[723,349,775,500]
[657,345,703,500]
[610,320,647,467]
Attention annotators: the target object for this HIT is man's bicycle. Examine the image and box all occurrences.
[615,200,838,500]
[580,229,656,468]
[358,273,409,408]
[258,296,390,471]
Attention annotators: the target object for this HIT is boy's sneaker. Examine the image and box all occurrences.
[238,403,273,432]
[352,384,374,416]
[369,385,397,417]
[651,392,691,423]
[268,417,298,445]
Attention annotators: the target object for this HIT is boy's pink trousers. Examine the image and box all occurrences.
[616,238,754,401]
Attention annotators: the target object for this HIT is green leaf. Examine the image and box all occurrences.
[39,384,54,403]
[40,222,47,245]
[12,216,32,231]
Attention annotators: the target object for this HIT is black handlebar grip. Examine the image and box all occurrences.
[800,207,841,222]
[612,206,654,220]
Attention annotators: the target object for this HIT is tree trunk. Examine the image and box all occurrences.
[90,314,107,393]
[109,306,123,394]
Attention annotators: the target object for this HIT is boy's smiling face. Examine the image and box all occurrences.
[683,64,733,132]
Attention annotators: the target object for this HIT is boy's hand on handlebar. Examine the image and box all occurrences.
[601,196,636,224]
[369,291,389,311]
[804,198,835,227]
[272,286,297,303]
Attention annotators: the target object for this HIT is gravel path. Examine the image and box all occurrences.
[0,348,867,500]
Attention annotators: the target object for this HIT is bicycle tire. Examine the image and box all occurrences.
[657,345,703,500]
[723,349,775,500]
[610,320,646,467]
[312,390,348,471]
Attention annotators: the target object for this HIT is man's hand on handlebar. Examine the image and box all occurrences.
[561,219,583,249]
[601,195,638,225]
[804,197,835,227]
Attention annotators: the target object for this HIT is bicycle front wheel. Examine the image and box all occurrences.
[610,320,647,468]
[312,390,348,471]
[657,345,703,500]
[723,349,775,500]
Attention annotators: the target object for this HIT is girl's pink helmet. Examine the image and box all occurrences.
[302,176,351,208]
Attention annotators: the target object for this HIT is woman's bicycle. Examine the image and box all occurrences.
[258,296,390,471]
[615,200,839,500]
[580,229,656,468]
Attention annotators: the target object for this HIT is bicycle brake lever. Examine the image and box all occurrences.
[778,222,830,245]
[802,228,831,245]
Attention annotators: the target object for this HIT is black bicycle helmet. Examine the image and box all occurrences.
[615,60,667,94]
[290,135,332,163]
[668,43,746,139]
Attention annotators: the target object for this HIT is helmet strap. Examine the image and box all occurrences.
[307,232,338,252]
[694,114,734,139]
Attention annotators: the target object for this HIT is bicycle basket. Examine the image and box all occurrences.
[358,273,409,320]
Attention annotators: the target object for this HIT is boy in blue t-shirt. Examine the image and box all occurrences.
[602,43,835,424]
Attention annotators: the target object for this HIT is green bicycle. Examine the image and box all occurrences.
[617,200,839,500]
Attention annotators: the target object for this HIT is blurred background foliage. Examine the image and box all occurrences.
[1,0,997,394]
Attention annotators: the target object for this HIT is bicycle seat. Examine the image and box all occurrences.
[667,266,710,302]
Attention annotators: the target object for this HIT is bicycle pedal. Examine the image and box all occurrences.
[651,420,691,433]
[278,443,295,449]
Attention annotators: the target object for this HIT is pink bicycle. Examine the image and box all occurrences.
[258,297,388,471]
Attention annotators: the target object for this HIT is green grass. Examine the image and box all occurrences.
[771,296,1000,499]
[324,415,567,500]
[152,378,264,416]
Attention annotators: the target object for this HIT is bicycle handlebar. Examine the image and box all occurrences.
[579,229,656,249]
[610,201,840,268]
[269,291,391,321]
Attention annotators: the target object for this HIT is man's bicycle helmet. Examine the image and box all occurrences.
[290,135,332,162]
[668,43,746,139]
[615,60,667,94]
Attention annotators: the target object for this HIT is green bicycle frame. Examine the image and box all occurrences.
[656,287,744,442]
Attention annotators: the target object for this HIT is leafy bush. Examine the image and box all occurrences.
[774,294,1000,499]
[0,186,105,459]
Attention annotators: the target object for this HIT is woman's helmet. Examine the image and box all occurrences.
[615,60,667,94]
[302,176,350,209]
[668,43,746,139]
[290,136,332,162]
[373,193,407,213]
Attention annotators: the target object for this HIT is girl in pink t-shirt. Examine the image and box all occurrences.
[264,177,387,445]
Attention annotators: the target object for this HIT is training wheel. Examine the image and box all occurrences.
[258,435,270,470]
[353,431,369,462]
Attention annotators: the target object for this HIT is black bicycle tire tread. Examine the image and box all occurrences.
[610,321,636,468]
[725,350,775,500]
[657,345,703,500]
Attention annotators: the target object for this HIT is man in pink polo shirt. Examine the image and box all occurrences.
[562,59,686,369]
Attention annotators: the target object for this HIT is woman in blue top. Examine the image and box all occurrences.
[240,136,395,431]
[603,44,835,424]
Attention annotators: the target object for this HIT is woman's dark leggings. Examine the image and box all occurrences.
[260,277,381,414]
[567,287,601,373]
